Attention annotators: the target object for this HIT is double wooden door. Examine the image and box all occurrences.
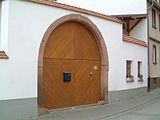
[42,22,101,109]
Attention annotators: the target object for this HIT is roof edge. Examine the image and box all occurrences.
[0,51,9,59]
[29,0,123,24]
[114,14,147,18]
[123,35,148,47]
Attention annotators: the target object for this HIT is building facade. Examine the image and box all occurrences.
[148,0,160,90]
[58,0,148,102]
[0,0,148,119]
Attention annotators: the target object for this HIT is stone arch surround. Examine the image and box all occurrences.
[38,14,109,107]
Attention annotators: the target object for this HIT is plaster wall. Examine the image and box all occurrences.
[148,2,160,78]
[148,5,160,41]
[130,19,148,42]
[0,0,148,100]
[58,0,147,15]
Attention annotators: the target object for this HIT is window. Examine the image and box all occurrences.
[152,9,156,28]
[138,61,142,77]
[159,47,160,62]
[159,15,160,31]
[153,45,157,64]
[138,61,143,81]
[126,60,134,82]
[126,60,132,77]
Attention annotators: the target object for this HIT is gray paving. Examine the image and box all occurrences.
[1,88,160,120]
[31,88,160,120]
[103,98,160,120]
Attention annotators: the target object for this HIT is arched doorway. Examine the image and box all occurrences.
[38,14,109,109]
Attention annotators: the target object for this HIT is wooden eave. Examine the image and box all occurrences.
[0,51,9,59]
[123,35,148,47]
[29,0,123,24]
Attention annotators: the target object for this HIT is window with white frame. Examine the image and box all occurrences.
[138,61,142,76]
[126,60,131,77]
[153,45,157,64]
[126,60,134,82]
[138,61,143,81]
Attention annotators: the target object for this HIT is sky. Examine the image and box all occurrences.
[57,0,147,15]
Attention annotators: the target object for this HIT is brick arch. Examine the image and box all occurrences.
[38,14,109,107]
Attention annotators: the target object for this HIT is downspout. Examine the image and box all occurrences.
[147,0,154,92]
[148,0,154,10]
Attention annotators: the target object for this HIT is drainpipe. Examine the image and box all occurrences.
[148,0,154,10]
[147,0,154,92]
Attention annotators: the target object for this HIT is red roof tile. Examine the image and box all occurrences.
[29,0,123,24]
[123,35,148,47]
[0,51,9,59]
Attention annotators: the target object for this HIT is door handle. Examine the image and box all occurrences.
[90,72,93,77]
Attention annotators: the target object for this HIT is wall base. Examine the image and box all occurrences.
[0,87,149,119]
[108,87,147,103]
[0,98,37,120]
[149,77,160,90]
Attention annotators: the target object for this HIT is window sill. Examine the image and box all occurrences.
[138,75,143,82]
[138,77,143,82]
[138,79,144,82]
[153,62,158,65]
[0,51,9,59]
[126,80,134,83]
[126,76,134,83]
[152,26,157,29]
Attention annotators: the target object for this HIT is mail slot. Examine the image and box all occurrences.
[63,72,71,82]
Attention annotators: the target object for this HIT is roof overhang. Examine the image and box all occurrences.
[123,35,148,47]
[28,0,123,24]
[114,14,147,20]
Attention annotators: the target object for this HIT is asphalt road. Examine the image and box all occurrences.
[19,88,160,120]
[103,98,160,120]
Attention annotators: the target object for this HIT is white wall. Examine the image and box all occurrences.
[130,19,148,42]
[0,0,147,100]
[108,42,148,91]
[58,0,147,15]
[0,0,9,52]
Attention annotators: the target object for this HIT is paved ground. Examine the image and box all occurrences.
[103,98,160,120]
[30,88,160,120]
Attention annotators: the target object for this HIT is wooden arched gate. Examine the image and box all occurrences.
[38,14,109,110]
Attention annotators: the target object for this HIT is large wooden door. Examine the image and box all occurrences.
[42,22,101,109]
[75,60,101,105]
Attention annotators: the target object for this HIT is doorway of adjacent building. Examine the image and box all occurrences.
[40,21,101,109]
